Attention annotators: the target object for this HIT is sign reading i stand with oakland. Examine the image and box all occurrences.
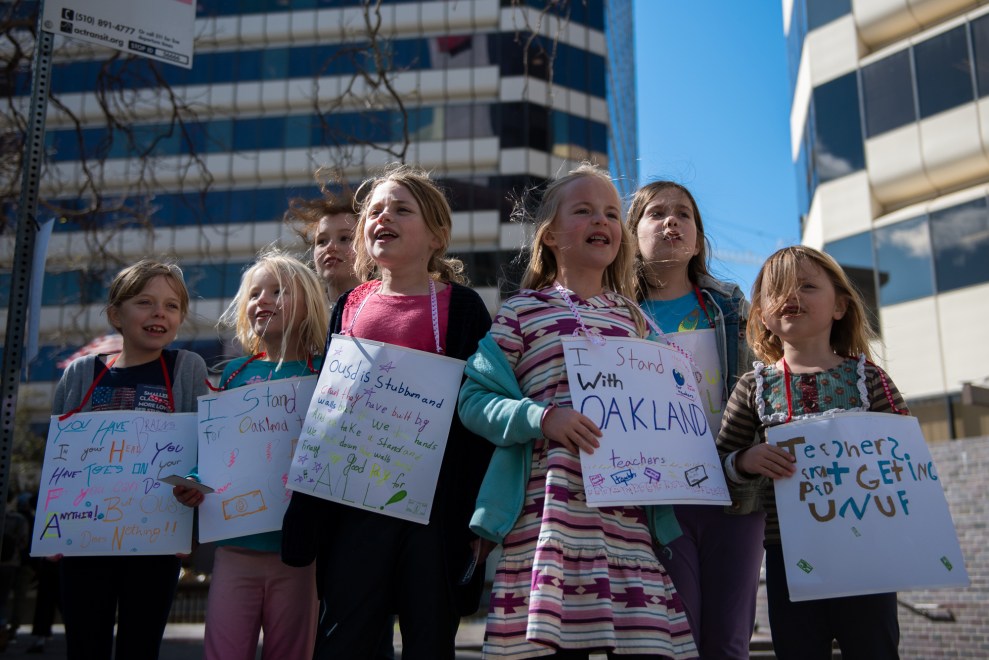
[41,0,196,69]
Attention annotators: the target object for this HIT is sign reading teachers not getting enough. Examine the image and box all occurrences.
[287,335,465,524]
[769,411,969,601]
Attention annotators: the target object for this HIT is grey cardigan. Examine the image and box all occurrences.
[52,351,209,416]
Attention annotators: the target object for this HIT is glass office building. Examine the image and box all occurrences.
[1,0,636,424]
[786,0,989,440]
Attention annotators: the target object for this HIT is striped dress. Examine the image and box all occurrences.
[483,287,696,659]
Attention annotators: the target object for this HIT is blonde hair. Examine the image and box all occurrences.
[626,180,712,300]
[352,164,466,284]
[220,249,330,363]
[518,163,646,336]
[106,260,190,329]
[748,245,875,363]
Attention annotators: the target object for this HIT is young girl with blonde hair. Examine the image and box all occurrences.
[718,245,906,659]
[281,164,493,660]
[174,250,328,660]
[459,164,695,659]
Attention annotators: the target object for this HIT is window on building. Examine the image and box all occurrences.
[812,72,864,183]
[874,215,934,305]
[806,0,850,30]
[786,0,807,95]
[861,49,916,138]
[930,196,989,293]
[824,232,880,333]
[970,13,989,97]
[914,25,974,119]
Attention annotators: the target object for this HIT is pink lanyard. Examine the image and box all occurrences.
[346,279,444,354]
[554,282,605,346]
[59,354,174,420]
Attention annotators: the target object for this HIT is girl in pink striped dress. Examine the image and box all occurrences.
[458,164,696,659]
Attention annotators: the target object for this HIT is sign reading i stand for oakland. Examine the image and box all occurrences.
[42,0,196,69]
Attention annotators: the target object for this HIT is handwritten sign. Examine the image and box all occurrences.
[197,376,318,543]
[31,411,196,556]
[769,412,969,601]
[563,336,731,507]
[287,335,465,524]
[667,329,724,434]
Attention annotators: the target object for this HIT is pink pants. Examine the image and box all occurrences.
[204,546,317,660]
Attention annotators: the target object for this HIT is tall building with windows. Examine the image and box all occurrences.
[785,0,989,440]
[2,0,636,428]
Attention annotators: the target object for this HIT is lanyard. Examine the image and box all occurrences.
[780,357,906,422]
[554,281,606,346]
[346,279,443,354]
[633,292,703,382]
[692,284,715,328]
[59,353,174,420]
[781,358,796,424]
[206,352,319,392]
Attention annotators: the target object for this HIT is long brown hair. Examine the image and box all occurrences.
[626,180,712,301]
[748,245,875,363]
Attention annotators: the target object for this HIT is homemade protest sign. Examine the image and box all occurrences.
[563,336,731,507]
[31,411,197,556]
[769,412,969,601]
[666,329,725,434]
[287,335,465,523]
[196,376,318,542]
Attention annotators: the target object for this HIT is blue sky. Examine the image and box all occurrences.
[633,1,799,297]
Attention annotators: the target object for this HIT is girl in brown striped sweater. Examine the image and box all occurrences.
[716,246,907,660]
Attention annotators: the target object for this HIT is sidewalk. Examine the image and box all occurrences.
[2,619,488,659]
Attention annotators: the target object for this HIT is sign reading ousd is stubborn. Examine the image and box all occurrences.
[197,376,318,543]
[563,336,730,507]
[31,411,197,556]
[287,335,465,524]
[769,412,969,600]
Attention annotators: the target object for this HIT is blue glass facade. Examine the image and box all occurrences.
[5,0,636,386]
[795,12,989,221]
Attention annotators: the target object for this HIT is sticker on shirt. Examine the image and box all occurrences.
[91,384,171,413]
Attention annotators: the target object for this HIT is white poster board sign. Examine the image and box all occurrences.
[287,335,465,524]
[768,412,969,601]
[196,376,318,543]
[31,411,197,556]
[563,336,731,507]
[42,0,196,68]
